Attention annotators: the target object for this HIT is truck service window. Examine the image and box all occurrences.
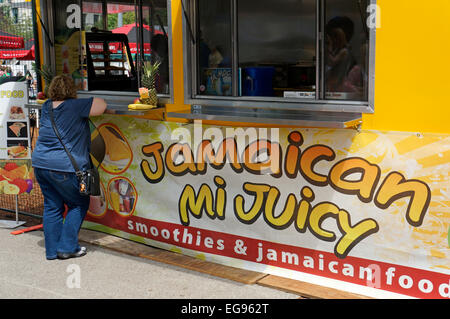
[53,0,170,95]
[192,0,373,106]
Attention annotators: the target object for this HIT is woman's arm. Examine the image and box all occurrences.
[89,97,107,116]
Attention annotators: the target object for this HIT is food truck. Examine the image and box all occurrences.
[32,0,449,298]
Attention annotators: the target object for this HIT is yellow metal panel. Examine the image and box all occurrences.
[167,0,450,133]
[363,0,450,134]
[34,0,450,133]
[35,0,45,90]
[165,0,191,116]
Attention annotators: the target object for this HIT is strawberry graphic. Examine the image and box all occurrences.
[3,162,19,171]
[11,179,28,194]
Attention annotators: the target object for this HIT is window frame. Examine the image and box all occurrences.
[182,0,376,114]
[46,0,174,104]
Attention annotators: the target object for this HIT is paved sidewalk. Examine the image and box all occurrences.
[0,227,299,299]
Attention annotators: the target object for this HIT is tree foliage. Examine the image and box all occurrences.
[0,5,34,41]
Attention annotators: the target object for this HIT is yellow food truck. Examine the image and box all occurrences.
[33,0,449,299]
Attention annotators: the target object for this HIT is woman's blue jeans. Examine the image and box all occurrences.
[34,168,90,260]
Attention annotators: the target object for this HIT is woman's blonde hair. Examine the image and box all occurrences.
[48,75,77,101]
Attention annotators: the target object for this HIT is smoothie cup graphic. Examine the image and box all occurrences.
[107,177,137,217]
[89,196,102,213]
[123,197,131,213]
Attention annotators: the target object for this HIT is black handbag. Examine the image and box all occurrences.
[48,103,101,196]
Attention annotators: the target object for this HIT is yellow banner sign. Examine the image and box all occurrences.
[84,115,450,299]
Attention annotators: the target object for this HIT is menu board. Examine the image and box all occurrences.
[53,0,86,90]
[0,82,31,160]
[54,31,87,90]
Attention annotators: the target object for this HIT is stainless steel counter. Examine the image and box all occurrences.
[24,101,148,116]
[168,105,362,129]
[26,90,362,128]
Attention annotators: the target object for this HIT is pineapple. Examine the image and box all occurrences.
[32,63,54,97]
[140,61,161,106]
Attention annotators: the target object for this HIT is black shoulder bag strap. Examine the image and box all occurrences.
[48,102,83,176]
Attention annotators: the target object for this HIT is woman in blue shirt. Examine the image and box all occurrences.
[32,75,107,260]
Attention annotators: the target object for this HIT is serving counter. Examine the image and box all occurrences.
[25,91,166,120]
[167,105,362,129]
[27,88,363,129]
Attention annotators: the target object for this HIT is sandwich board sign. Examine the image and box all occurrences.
[0,81,31,160]
[0,81,32,228]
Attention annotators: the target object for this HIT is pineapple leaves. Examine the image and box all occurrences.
[141,61,161,90]
[32,62,55,95]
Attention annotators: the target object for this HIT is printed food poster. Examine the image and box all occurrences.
[97,123,133,174]
[53,1,87,89]
[0,160,34,195]
[0,82,31,160]
[54,31,85,90]
[84,115,450,299]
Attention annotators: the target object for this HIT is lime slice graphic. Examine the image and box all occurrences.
[448,226,450,248]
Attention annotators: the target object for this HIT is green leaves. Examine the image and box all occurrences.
[141,60,161,90]
[32,62,55,95]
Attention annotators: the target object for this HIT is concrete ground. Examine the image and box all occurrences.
[0,227,299,299]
